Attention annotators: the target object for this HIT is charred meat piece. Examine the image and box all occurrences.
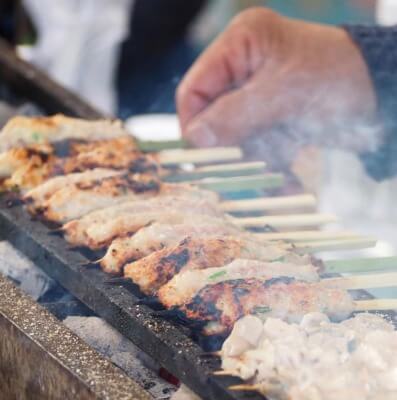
[57,137,159,175]
[177,278,354,335]
[0,143,54,178]
[124,237,306,295]
[2,137,158,191]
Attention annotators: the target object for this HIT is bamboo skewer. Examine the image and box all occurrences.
[137,139,187,152]
[255,230,359,242]
[195,173,284,193]
[324,256,397,274]
[234,213,337,229]
[221,194,316,213]
[166,161,267,182]
[354,298,397,311]
[229,383,278,394]
[213,370,236,376]
[324,272,397,290]
[158,147,243,165]
[295,238,377,253]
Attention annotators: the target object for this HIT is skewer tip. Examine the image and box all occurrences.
[212,370,234,376]
[229,384,260,392]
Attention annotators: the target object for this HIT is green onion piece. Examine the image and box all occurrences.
[271,256,285,263]
[253,306,272,314]
[32,132,43,142]
[208,270,227,281]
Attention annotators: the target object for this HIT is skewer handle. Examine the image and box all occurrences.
[235,213,337,228]
[325,272,397,290]
[195,173,284,193]
[158,147,242,165]
[324,256,397,274]
[221,194,316,213]
[166,161,266,182]
[255,230,359,242]
[138,139,187,152]
[354,298,397,311]
[295,237,377,253]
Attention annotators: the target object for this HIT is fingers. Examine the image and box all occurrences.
[176,20,264,134]
[183,77,290,147]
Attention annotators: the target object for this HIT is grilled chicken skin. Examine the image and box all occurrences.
[58,138,159,175]
[0,143,54,178]
[3,137,157,191]
[100,221,243,274]
[124,237,305,296]
[178,278,354,336]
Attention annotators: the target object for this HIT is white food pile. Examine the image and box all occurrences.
[221,313,397,400]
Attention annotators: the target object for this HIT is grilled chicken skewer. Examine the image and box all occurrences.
[157,259,320,308]
[0,114,133,152]
[123,237,309,295]
[100,221,244,274]
[176,277,355,335]
[222,313,397,400]
[63,197,222,249]
[38,173,165,222]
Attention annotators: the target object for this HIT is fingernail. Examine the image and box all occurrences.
[187,122,217,147]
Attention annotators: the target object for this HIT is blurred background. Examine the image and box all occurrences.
[1,0,397,265]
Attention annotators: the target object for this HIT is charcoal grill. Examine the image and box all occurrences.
[1,36,394,400]
[0,39,266,400]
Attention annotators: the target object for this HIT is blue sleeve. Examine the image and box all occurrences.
[344,25,397,180]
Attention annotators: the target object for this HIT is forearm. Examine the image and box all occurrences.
[344,25,397,180]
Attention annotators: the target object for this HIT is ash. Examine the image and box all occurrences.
[0,240,176,399]
[171,385,202,400]
[0,240,54,300]
[64,316,176,399]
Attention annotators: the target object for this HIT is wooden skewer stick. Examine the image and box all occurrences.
[166,161,267,182]
[229,384,261,391]
[294,237,377,253]
[195,173,284,193]
[324,256,397,274]
[137,138,187,152]
[221,194,316,213]
[234,213,337,228]
[255,230,358,242]
[229,383,277,393]
[213,370,236,376]
[324,272,397,290]
[354,298,397,311]
[158,147,242,165]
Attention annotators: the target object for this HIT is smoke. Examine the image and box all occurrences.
[241,79,385,174]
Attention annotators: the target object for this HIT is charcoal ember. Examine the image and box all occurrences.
[64,316,176,399]
[0,240,54,300]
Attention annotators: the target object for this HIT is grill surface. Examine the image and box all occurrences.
[0,200,266,400]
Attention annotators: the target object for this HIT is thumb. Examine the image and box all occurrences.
[183,82,288,147]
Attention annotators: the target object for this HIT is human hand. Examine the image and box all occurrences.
[176,8,376,148]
